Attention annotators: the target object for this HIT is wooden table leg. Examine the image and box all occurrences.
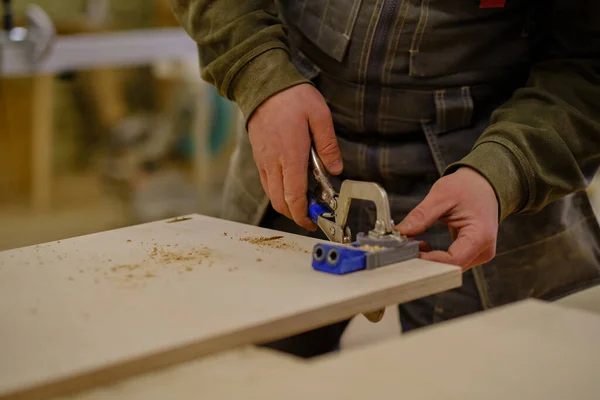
[30,74,54,213]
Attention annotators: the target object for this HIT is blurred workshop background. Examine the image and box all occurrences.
[0,0,239,251]
[1,0,600,252]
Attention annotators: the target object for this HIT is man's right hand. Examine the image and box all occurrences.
[248,84,343,230]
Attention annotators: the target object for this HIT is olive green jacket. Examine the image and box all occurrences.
[170,0,600,223]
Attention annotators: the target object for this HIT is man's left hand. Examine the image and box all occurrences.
[396,167,499,271]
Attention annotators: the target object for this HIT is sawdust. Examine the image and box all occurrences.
[149,247,212,264]
[167,217,192,223]
[240,236,284,245]
[358,245,384,252]
[104,244,215,287]
[239,235,310,253]
[111,264,140,272]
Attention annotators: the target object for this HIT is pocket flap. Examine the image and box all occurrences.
[280,0,363,62]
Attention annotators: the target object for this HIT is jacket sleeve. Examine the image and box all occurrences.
[170,0,310,124]
[445,1,600,222]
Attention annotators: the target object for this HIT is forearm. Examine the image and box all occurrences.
[446,2,600,222]
[170,0,309,122]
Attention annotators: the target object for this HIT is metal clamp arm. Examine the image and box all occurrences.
[335,180,399,239]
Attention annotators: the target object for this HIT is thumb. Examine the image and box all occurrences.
[309,107,343,175]
[397,187,455,236]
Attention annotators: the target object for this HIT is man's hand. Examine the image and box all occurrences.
[248,84,343,230]
[396,167,499,271]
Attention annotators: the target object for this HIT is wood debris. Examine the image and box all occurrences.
[240,236,284,245]
[167,217,193,223]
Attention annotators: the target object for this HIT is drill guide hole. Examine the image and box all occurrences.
[327,249,339,265]
[314,245,325,261]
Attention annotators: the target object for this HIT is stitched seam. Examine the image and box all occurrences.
[409,0,430,52]
[461,87,469,127]
[422,120,446,175]
[383,0,410,84]
[415,0,430,51]
[222,42,288,98]
[317,0,331,43]
[345,0,363,36]
[466,87,474,123]
[358,0,384,85]
[357,0,385,131]
[435,90,447,132]
[494,215,597,258]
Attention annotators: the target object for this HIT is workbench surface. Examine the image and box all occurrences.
[226,300,600,400]
[60,346,305,400]
[0,214,461,399]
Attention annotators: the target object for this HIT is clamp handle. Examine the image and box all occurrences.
[308,197,330,224]
[309,147,338,210]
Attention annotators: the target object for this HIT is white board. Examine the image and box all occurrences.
[0,214,461,399]
[224,300,600,399]
[59,346,303,400]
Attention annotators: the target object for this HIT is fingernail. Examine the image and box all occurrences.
[328,160,343,174]
[398,220,412,231]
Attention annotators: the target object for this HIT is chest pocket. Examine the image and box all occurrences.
[278,0,363,62]
[408,0,535,78]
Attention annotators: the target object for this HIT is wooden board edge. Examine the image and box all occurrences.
[0,266,461,399]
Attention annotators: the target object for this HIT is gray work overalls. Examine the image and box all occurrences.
[221,0,600,357]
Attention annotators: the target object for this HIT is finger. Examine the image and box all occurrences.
[258,168,269,197]
[420,227,487,270]
[396,189,456,237]
[308,106,343,175]
[266,167,292,220]
[282,157,316,231]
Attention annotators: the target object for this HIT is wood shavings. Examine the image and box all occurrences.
[104,245,215,287]
[239,235,309,253]
[167,217,193,223]
[111,264,140,272]
[358,245,385,252]
[240,236,284,245]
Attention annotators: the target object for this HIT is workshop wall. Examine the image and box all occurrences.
[0,0,238,250]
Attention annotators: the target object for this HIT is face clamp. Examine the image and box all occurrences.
[307,148,420,322]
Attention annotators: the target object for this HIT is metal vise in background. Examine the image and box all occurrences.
[0,4,55,75]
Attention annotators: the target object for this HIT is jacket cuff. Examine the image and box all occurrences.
[227,46,311,127]
[444,141,529,222]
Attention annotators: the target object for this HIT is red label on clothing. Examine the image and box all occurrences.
[480,0,506,8]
